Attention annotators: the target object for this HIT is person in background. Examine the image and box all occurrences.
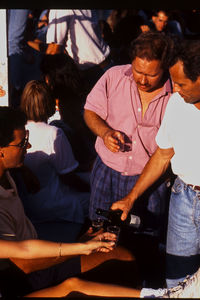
[19,80,91,229]
[27,9,49,50]
[7,9,31,107]
[141,9,183,38]
[46,9,112,93]
[40,53,96,172]
[7,9,43,107]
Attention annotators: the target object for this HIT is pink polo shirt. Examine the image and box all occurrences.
[84,65,172,176]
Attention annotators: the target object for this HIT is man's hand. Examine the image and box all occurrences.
[111,195,134,221]
[103,130,125,153]
[140,24,150,32]
[46,43,64,55]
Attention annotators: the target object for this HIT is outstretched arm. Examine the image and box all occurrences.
[7,232,116,273]
[111,146,175,220]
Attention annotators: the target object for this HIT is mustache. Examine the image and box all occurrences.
[137,82,150,87]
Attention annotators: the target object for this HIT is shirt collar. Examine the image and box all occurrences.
[124,65,133,78]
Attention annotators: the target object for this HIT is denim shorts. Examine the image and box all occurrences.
[166,176,200,287]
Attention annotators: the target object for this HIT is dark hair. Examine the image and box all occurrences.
[129,31,175,70]
[169,39,200,82]
[0,106,27,147]
[20,80,55,122]
[151,9,170,18]
[40,53,85,99]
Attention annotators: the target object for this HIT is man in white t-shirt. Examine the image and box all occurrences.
[111,38,200,289]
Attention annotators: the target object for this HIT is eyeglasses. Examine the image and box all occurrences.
[7,130,29,149]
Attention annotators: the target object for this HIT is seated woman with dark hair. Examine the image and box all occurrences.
[19,80,90,232]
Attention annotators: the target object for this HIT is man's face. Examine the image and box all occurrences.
[0,128,31,170]
[132,57,164,92]
[169,60,200,104]
[152,11,168,32]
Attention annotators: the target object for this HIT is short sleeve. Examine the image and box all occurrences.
[0,210,17,240]
[84,68,112,120]
[49,127,78,174]
[46,10,70,45]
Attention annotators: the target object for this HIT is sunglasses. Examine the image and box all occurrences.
[7,130,29,149]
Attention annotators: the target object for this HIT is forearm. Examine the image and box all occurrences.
[9,241,89,273]
[13,240,88,259]
[84,109,112,139]
[8,233,116,273]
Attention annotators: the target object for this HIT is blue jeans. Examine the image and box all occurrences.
[8,9,42,106]
[166,176,200,287]
[8,9,30,56]
[8,9,30,97]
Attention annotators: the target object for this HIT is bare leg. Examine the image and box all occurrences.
[25,277,141,298]
[81,244,135,273]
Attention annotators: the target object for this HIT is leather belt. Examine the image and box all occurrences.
[188,184,200,191]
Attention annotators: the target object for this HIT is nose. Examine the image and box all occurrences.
[140,74,148,85]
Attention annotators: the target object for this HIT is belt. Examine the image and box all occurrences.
[188,184,200,191]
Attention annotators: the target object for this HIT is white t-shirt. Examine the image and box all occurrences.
[23,121,89,223]
[46,9,110,70]
[156,92,200,186]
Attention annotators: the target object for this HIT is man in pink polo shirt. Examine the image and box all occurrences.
[84,32,175,239]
